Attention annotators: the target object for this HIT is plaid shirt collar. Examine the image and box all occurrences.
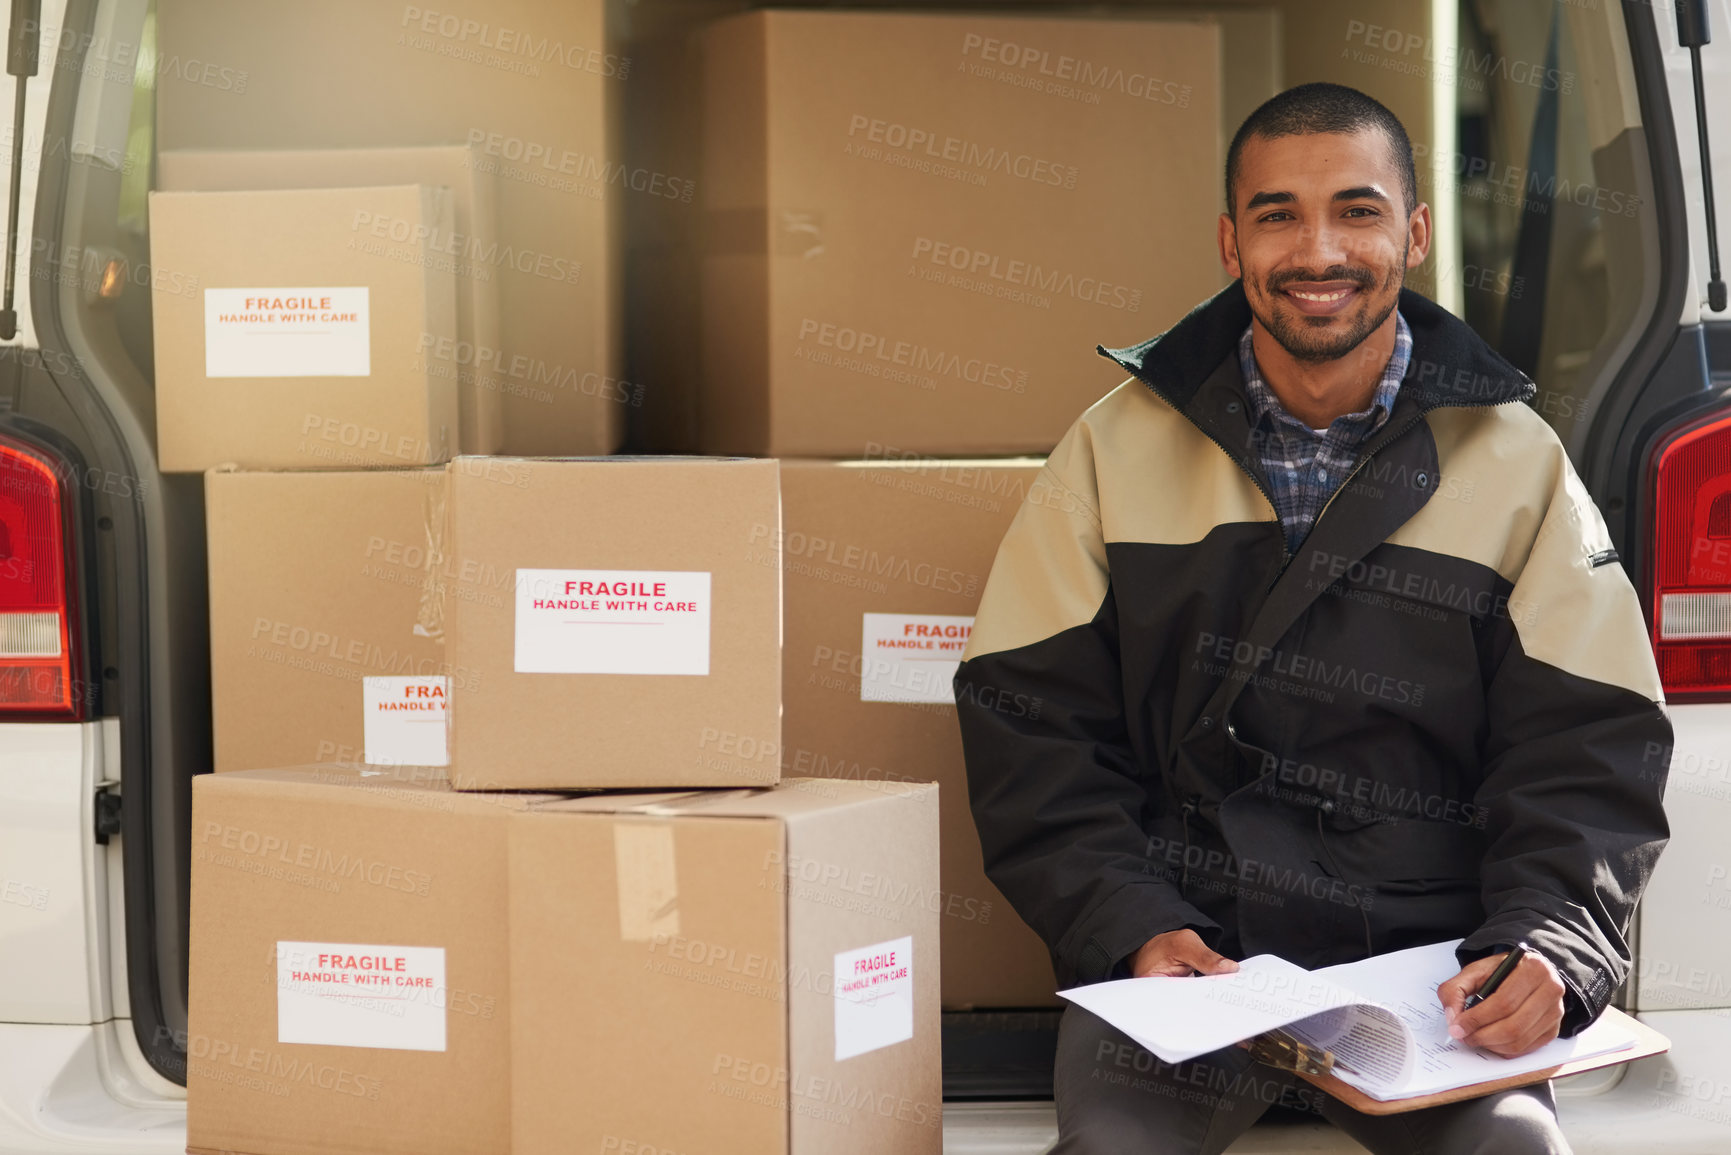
[1237,312,1412,550]
[1238,311,1411,438]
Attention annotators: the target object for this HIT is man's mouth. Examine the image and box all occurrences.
[1277,281,1364,317]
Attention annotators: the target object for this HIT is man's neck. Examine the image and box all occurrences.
[1252,312,1400,429]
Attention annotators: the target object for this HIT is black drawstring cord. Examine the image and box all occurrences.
[1314,801,1373,961]
[1179,796,1198,894]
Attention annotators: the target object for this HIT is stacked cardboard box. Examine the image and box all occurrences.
[156,0,627,456]
[157,146,507,455]
[205,456,782,781]
[698,9,1226,457]
[188,766,941,1155]
[150,183,461,472]
[779,457,1057,1010]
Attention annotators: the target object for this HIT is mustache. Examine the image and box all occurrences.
[1265,266,1378,293]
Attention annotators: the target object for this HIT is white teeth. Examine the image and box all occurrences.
[1291,289,1351,302]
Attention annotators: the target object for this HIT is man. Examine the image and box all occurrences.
[953,83,1670,1155]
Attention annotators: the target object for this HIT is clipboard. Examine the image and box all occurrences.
[1239,1006,1670,1115]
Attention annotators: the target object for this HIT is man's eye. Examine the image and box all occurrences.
[1259,211,1294,223]
[1343,207,1380,218]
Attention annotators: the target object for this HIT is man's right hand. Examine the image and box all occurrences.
[1131,929,1240,977]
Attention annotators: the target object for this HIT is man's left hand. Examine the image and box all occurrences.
[1436,950,1566,1058]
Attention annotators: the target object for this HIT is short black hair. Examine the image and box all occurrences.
[1225,83,1417,216]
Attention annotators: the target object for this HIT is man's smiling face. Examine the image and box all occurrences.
[1219,128,1428,364]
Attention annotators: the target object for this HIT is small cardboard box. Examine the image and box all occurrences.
[149,184,460,472]
[780,458,1057,1008]
[186,769,941,1155]
[443,456,782,791]
[700,9,1224,456]
[205,468,457,773]
[158,147,505,455]
[511,779,942,1155]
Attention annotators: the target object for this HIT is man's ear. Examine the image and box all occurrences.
[1405,201,1433,269]
[1218,212,1241,279]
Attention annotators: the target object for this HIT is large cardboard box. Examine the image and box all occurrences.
[156,0,627,457]
[780,458,1057,1009]
[150,185,460,472]
[511,779,942,1155]
[443,456,781,791]
[187,767,940,1155]
[186,765,533,1155]
[158,147,505,455]
[205,469,458,773]
[700,10,1224,456]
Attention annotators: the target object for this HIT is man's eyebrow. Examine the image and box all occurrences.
[1244,190,1294,210]
[1334,185,1390,203]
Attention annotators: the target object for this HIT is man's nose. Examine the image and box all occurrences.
[1289,219,1367,272]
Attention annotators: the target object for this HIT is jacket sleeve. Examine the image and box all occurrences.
[1459,443,1671,1036]
[954,421,1216,989]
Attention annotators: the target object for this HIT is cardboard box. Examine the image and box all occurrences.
[205,468,461,773]
[186,765,533,1155]
[150,185,460,472]
[187,767,940,1155]
[158,147,505,455]
[511,779,941,1155]
[443,456,781,791]
[779,459,1057,1009]
[699,10,1224,456]
[156,0,627,457]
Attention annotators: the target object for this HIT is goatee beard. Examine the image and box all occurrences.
[1248,257,1406,364]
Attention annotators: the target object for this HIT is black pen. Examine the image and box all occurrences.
[1462,943,1530,1010]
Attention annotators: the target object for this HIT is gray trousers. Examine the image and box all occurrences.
[1053,1007,1573,1155]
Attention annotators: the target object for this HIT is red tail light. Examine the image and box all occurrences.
[1651,409,1731,699]
[0,436,80,716]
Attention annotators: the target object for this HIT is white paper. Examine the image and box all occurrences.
[860,613,972,703]
[514,569,711,675]
[1059,953,1369,1065]
[204,287,370,377]
[362,676,449,766]
[1310,941,1637,1099]
[834,936,914,1060]
[1060,939,1637,1099]
[277,941,446,1052]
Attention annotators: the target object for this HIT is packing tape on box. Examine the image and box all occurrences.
[412,474,447,641]
[704,207,825,259]
[614,820,680,941]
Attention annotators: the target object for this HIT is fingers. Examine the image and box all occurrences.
[1458,981,1563,1057]
[1445,954,1565,1058]
[1436,953,1500,1017]
[1131,929,1239,978]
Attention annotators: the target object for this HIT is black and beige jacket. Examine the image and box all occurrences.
[954,282,1671,1034]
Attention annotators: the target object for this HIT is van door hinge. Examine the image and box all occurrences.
[94,787,122,843]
